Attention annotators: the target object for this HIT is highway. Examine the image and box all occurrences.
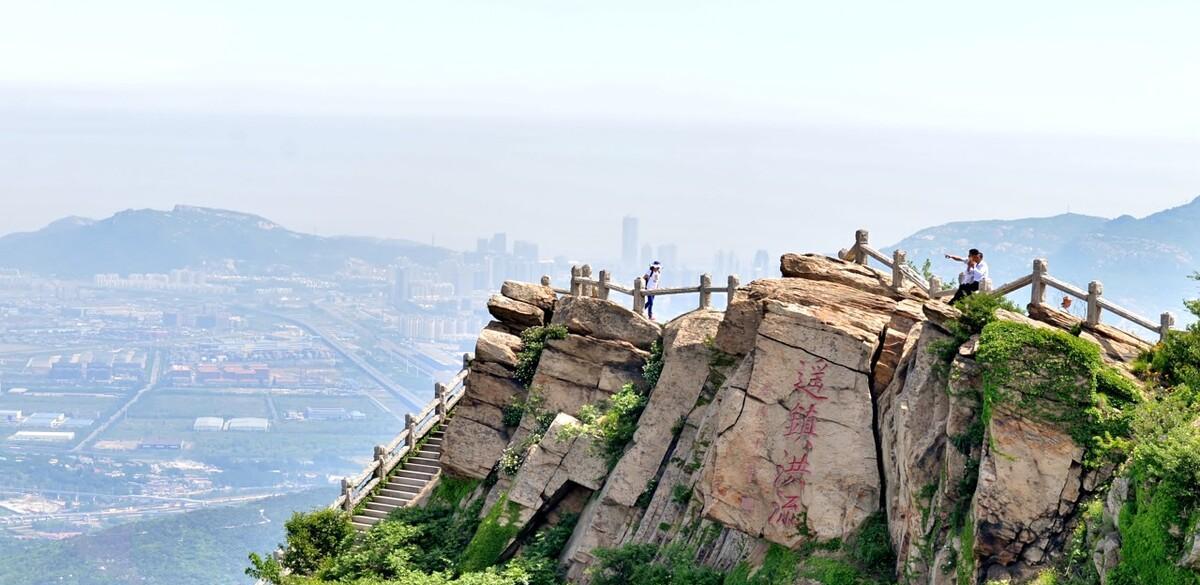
[71,350,162,453]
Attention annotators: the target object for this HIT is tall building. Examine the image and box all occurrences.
[513,240,538,261]
[656,244,679,271]
[640,243,654,269]
[621,216,639,268]
[489,233,508,255]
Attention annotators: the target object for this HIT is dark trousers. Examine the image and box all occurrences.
[645,294,655,317]
[950,281,980,304]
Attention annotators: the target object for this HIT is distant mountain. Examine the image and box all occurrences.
[889,196,1200,320]
[0,205,451,276]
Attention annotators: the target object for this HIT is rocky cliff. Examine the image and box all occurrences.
[424,252,1172,585]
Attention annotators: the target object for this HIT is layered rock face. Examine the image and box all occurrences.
[438,254,1147,584]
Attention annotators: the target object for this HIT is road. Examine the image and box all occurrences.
[246,308,424,411]
[71,351,161,452]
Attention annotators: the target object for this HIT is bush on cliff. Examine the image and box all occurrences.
[513,325,569,388]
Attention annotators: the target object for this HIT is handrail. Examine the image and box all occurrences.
[541,266,740,317]
[842,228,1177,343]
[332,352,473,513]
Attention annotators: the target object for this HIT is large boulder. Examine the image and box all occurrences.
[551,296,662,351]
[488,294,545,328]
[697,300,882,546]
[529,335,650,423]
[971,412,1084,578]
[780,253,928,299]
[559,310,722,578]
[501,280,557,313]
[475,328,522,369]
[440,370,525,479]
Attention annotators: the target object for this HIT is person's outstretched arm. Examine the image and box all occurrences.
[945,254,965,263]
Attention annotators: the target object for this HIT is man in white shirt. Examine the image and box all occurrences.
[946,248,988,304]
[643,261,662,320]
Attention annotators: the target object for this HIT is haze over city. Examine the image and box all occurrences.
[3,3,1200,584]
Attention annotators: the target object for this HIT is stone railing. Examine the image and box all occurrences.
[842,229,1176,343]
[541,266,740,316]
[330,353,472,513]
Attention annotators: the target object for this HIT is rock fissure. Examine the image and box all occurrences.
[757,329,871,376]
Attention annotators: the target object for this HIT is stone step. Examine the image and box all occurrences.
[360,508,390,519]
[388,476,426,489]
[405,462,439,474]
[365,501,399,513]
[378,488,417,500]
[397,469,435,481]
[352,515,382,529]
[371,495,410,507]
[408,457,441,468]
[416,450,440,461]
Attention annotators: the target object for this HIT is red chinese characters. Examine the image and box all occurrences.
[770,358,828,527]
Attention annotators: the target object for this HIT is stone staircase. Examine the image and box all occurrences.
[350,429,444,531]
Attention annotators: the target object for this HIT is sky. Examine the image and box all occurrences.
[2,1,1199,264]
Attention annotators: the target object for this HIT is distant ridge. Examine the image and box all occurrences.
[0,205,450,276]
[888,195,1200,318]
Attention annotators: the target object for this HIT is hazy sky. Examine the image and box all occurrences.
[2,1,1199,263]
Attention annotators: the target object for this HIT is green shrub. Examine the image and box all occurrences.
[459,494,523,572]
[975,320,1134,467]
[643,339,665,389]
[279,509,356,576]
[1108,483,1200,585]
[589,543,725,585]
[514,325,569,388]
[849,512,895,581]
[504,514,579,585]
[560,383,649,467]
[500,402,525,427]
[430,476,481,508]
[670,484,692,506]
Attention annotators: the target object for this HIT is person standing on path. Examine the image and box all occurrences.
[946,248,988,304]
[643,261,662,320]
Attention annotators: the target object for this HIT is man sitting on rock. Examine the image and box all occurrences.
[643,261,662,320]
[946,248,988,304]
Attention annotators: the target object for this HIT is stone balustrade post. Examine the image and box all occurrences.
[1161,312,1175,343]
[569,266,582,296]
[699,273,712,308]
[928,275,942,295]
[1086,281,1104,326]
[837,248,852,262]
[341,477,354,512]
[405,413,416,448]
[581,264,593,297]
[853,229,870,265]
[1031,259,1048,307]
[435,382,448,418]
[727,275,740,304]
[373,444,387,479]
[540,275,551,287]
[597,270,611,300]
[891,249,906,290]
[463,353,472,370]
[980,278,993,293]
[632,277,645,316]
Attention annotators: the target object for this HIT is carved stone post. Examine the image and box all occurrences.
[1086,281,1103,326]
[405,413,416,448]
[928,275,942,295]
[540,275,551,287]
[463,352,472,370]
[727,275,740,305]
[569,266,582,296]
[341,477,354,512]
[980,278,993,293]
[373,444,387,479]
[1160,312,1175,343]
[1031,259,1048,307]
[891,249,906,290]
[699,273,712,308]
[435,382,447,418]
[854,229,870,265]
[598,270,611,300]
[581,264,593,297]
[632,277,645,316]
